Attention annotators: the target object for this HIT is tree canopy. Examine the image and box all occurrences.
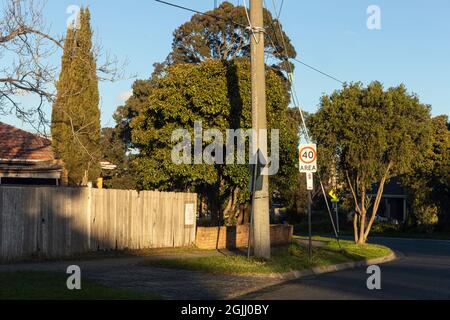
[116,59,300,224]
[309,82,432,243]
[167,1,296,73]
[401,115,450,230]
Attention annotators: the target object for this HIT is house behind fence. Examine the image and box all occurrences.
[0,186,197,261]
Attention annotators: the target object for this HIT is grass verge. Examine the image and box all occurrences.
[308,231,450,241]
[137,238,392,275]
[0,246,213,265]
[0,272,163,300]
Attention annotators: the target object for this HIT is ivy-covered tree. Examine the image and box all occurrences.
[309,82,432,244]
[51,8,101,186]
[119,59,299,224]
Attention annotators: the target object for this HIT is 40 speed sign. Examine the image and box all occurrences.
[299,144,318,173]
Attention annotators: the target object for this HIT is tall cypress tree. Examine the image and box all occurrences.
[52,7,101,186]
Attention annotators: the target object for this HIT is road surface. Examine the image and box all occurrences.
[243,237,450,300]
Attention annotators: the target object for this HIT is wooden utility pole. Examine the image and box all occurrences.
[250,0,271,259]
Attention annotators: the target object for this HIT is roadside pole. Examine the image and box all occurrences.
[250,0,271,259]
[308,189,313,260]
[247,168,256,259]
[247,152,262,259]
[335,203,340,235]
[329,189,340,236]
[300,145,318,262]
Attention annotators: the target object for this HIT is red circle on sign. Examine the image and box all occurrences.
[299,146,317,164]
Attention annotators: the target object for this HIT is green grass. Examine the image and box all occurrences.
[370,232,450,240]
[309,231,450,241]
[0,272,163,300]
[2,246,213,265]
[137,239,392,275]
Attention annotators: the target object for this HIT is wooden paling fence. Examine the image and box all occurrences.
[0,186,197,261]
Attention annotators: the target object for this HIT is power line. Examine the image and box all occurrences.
[156,0,342,246]
[263,0,311,140]
[154,0,248,29]
[243,0,260,44]
[275,0,284,20]
[267,0,341,247]
[156,0,345,85]
[265,0,345,85]
[293,58,345,84]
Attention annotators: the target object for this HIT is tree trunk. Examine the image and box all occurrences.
[358,187,367,244]
[237,204,251,225]
[364,163,392,241]
[347,166,393,245]
[223,187,241,225]
[353,212,359,243]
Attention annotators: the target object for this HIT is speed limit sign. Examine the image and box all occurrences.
[299,144,318,173]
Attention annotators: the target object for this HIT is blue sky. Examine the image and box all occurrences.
[3,0,449,132]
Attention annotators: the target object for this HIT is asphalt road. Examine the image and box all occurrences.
[243,237,450,300]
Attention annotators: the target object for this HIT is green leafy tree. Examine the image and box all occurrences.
[119,59,299,224]
[51,8,101,186]
[402,115,450,230]
[99,127,139,190]
[167,1,296,73]
[112,2,300,222]
[309,82,432,244]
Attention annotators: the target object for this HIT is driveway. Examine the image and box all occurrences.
[0,254,281,300]
[241,237,450,300]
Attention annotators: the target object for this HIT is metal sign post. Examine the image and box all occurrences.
[329,189,340,235]
[307,190,313,261]
[299,144,318,262]
[335,202,339,235]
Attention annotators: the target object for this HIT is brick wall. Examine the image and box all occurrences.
[196,224,293,250]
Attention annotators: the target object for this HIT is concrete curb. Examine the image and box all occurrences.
[225,251,397,300]
[258,251,397,281]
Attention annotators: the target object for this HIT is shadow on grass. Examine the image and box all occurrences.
[136,241,392,276]
[0,272,163,300]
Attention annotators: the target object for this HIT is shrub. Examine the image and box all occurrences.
[415,204,439,233]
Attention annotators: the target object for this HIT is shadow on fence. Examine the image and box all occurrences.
[0,186,197,262]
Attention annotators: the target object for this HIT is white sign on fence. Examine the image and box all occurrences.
[299,144,318,173]
[184,202,196,226]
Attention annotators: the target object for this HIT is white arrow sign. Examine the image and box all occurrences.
[306,172,314,191]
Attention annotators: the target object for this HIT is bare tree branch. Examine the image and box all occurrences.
[0,0,131,133]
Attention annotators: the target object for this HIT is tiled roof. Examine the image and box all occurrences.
[0,122,54,161]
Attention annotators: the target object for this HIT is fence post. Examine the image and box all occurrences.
[87,183,92,251]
